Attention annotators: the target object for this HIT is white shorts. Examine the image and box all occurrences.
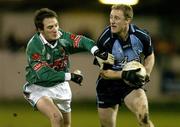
[23,81,72,113]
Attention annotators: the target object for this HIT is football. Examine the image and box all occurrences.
[73,69,82,75]
[122,61,146,82]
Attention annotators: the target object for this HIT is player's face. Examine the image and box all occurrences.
[110,9,129,34]
[40,17,60,41]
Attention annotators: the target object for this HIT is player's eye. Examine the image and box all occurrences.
[110,15,120,20]
[47,26,53,29]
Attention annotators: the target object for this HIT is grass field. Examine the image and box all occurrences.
[0,100,180,127]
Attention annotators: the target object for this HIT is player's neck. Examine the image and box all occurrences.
[119,32,128,42]
[118,26,129,42]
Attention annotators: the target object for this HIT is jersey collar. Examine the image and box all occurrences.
[39,31,62,48]
[111,24,135,39]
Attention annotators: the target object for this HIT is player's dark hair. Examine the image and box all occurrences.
[34,8,58,30]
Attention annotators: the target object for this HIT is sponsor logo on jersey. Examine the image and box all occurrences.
[33,62,48,71]
[32,53,41,60]
[70,34,81,48]
[49,56,68,71]
[73,35,81,48]
[70,34,76,40]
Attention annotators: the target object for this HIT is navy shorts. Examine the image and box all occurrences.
[96,77,136,108]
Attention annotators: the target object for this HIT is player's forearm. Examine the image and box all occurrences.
[36,68,65,82]
[144,52,155,76]
[79,36,96,52]
[100,70,122,79]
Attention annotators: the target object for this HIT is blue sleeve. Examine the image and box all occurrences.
[135,29,153,57]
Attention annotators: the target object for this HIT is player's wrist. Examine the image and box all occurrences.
[91,46,99,55]
[65,73,71,81]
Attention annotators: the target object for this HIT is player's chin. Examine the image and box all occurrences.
[111,28,118,33]
[51,36,59,40]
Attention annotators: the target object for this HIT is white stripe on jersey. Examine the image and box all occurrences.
[98,28,109,41]
[103,37,110,46]
[136,29,152,46]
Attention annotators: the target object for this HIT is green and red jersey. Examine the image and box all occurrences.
[25,29,96,87]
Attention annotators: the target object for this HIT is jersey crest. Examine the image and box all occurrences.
[32,53,41,61]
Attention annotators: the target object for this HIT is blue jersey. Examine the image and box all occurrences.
[96,24,153,70]
[95,24,154,107]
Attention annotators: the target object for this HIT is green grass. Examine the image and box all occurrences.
[0,100,180,127]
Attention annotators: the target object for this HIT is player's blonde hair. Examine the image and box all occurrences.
[111,4,133,20]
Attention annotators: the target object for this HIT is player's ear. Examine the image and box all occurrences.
[126,18,131,24]
[38,28,43,33]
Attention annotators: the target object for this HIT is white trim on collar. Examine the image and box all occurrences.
[39,31,63,48]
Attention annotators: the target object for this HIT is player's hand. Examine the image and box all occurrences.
[134,74,150,87]
[136,74,150,85]
[145,75,150,83]
[71,70,83,86]
[95,56,105,69]
[94,49,114,66]
[133,74,150,87]
[122,68,148,88]
[122,68,140,82]
[122,68,144,82]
